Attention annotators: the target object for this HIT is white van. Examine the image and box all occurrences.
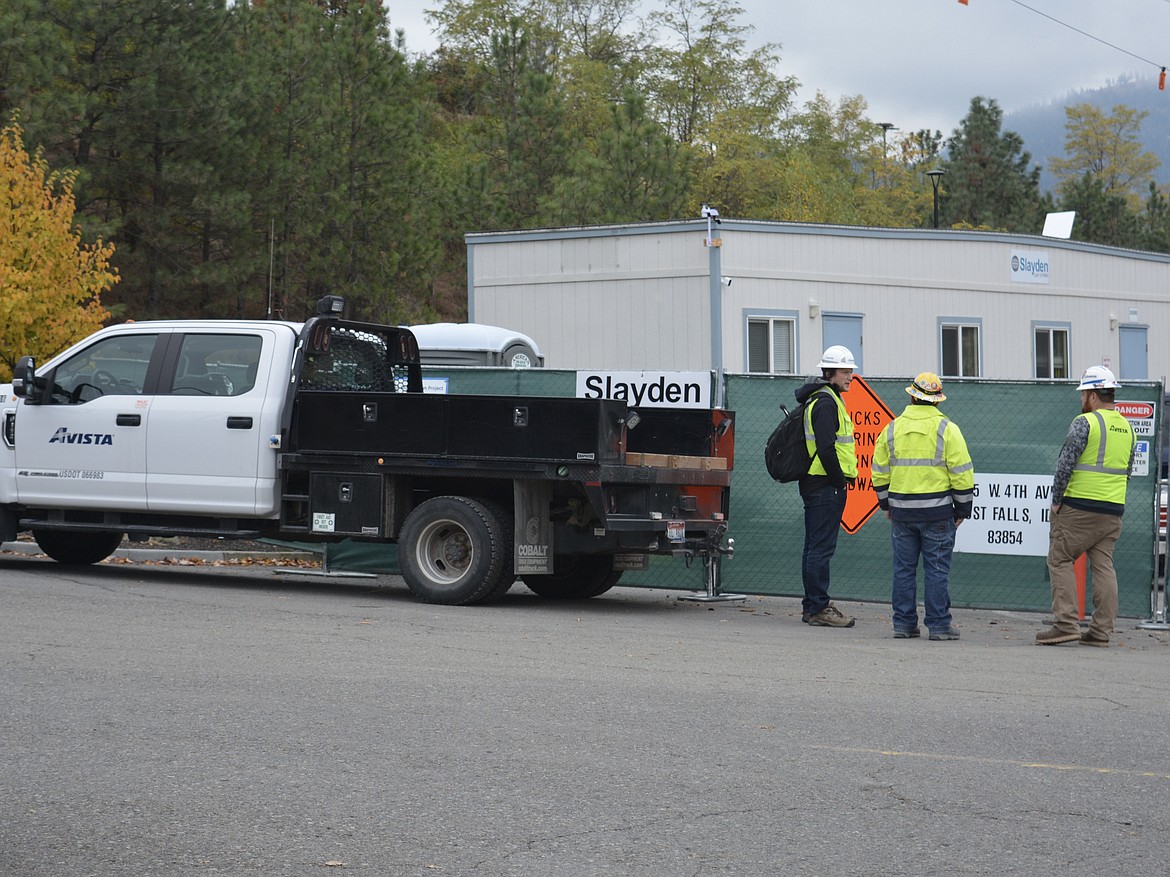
[407,323,544,368]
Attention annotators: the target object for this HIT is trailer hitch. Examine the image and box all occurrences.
[677,523,744,603]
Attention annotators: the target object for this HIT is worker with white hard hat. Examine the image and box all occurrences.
[792,345,859,628]
[1037,365,1136,647]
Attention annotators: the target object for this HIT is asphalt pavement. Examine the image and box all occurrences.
[2,549,1168,877]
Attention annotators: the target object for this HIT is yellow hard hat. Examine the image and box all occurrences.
[906,372,946,402]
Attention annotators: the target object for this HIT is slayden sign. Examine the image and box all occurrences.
[841,376,895,534]
[955,473,1052,556]
[577,371,710,409]
[1010,249,1050,284]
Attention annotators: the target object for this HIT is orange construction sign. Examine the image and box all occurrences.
[840,376,895,534]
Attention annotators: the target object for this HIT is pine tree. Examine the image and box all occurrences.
[1059,173,1141,249]
[940,97,1047,233]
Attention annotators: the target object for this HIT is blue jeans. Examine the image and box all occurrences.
[801,486,848,616]
[891,518,957,634]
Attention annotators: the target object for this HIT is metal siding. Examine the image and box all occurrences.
[468,222,1170,380]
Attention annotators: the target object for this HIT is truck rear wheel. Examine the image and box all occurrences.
[475,498,516,600]
[32,530,124,565]
[522,555,622,599]
[398,496,510,605]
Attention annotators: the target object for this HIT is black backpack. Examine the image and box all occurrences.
[763,395,820,482]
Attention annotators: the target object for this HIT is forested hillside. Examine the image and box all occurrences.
[2,0,1169,329]
[1007,74,1170,191]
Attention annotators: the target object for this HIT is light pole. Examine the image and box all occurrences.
[873,123,897,188]
[926,168,946,229]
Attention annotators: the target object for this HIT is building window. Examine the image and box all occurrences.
[941,323,980,377]
[1034,325,1069,379]
[747,317,796,373]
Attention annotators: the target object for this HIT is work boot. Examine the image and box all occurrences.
[1035,626,1080,645]
[893,627,921,639]
[928,627,960,641]
[1079,632,1110,647]
[806,603,855,628]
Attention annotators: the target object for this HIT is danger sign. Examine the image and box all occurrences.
[1116,401,1154,419]
[1116,400,1155,438]
[841,376,895,534]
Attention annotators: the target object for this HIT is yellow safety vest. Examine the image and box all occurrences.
[804,388,858,479]
[871,405,975,513]
[1064,409,1133,505]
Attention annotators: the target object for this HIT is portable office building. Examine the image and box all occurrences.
[465,219,1170,383]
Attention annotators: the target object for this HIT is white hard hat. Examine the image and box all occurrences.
[817,345,856,370]
[1076,365,1121,391]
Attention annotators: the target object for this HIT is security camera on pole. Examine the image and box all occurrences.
[700,203,726,409]
[688,202,745,604]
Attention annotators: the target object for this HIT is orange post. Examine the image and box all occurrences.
[1074,553,1087,620]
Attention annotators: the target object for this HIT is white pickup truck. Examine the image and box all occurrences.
[0,297,735,604]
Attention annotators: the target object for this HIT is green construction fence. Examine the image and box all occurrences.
[323,367,1161,618]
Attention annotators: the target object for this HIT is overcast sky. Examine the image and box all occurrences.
[387,0,1168,137]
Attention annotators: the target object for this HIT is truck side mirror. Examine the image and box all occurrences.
[11,356,41,403]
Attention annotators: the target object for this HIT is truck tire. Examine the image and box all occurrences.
[521,555,623,600]
[32,530,124,565]
[398,496,510,605]
[475,498,516,601]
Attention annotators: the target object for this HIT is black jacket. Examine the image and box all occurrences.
[795,379,852,494]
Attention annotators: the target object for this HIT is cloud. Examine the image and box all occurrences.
[762,0,1162,136]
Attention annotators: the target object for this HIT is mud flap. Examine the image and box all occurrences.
[514,480,553,575]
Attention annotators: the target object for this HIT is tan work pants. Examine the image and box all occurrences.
[1046,505,1122,639]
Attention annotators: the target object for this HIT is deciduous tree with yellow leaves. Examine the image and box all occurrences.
[0,119,114,381]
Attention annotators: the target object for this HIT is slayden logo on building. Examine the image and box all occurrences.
[1010,249,1050,284]
[576,371,710,409]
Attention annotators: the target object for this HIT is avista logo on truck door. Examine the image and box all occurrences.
[48,427,114,446]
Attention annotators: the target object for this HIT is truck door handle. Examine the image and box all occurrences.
[226,416,253,430]
[116,414,141,426]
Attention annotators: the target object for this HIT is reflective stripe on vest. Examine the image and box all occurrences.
[1065,409,1133,505]
[878,417,973,511]
[803,388,858,479]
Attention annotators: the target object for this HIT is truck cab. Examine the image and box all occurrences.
[4,322,299,517]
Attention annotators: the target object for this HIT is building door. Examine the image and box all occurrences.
[822,314,864,373]
[1119,325,1148,381]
